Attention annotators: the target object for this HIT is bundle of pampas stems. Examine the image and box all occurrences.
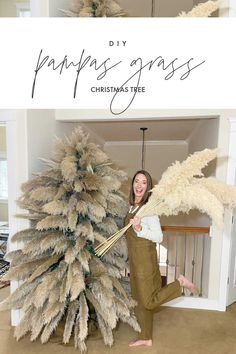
[60,0,126,17]
[178,0,220,17]
[0,127,140,352]
[96,148,236,257]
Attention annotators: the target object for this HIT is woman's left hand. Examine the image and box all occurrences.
[130,216,142,232]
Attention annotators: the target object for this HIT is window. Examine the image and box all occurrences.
[0,159,8,201]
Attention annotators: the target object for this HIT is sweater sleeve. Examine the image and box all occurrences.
[134,215,163,244]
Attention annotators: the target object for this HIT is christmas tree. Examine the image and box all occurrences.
[61,0,126,17]
[0,127,140,352]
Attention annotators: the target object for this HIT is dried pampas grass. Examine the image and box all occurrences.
[61,155,78,182]
[195,177,236,208]
[94,0,126,17]
[82,172,102,190]
[60,0,126,17]
[78,292,89,342]
[178,0,220,17]
[63,300,80,344]
[36,215,67,230]
[40,310,65,344]
[0,125,138,351]
[96,148,236,256]
[96,313,114,346]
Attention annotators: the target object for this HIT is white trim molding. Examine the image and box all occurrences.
[163,297,223,312]
[229,0,236,16]
[228,117,236,131]
[219,0,236,16]
[30,0,49,17]
[0,110,29,326]
[218,117,236,310]
[55,109,219,122]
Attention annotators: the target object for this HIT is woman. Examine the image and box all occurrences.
[125,170,197,347]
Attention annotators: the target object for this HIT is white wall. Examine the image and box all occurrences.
[26,111,82,175]
[104,141,188,183]
[156,0,193,17]
[27,111,102,171]
[188,118,219,155]
[26,110,59,175]
[118,0,153,17]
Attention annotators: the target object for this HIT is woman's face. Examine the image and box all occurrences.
[133,173,148,202]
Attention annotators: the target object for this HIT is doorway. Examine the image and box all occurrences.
[78,116,220,301]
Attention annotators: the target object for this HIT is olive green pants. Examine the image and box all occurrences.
[126,213,181,340]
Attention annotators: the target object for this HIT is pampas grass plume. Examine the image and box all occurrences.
[178,0,220,17]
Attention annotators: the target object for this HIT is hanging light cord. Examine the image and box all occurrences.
[140,127,148,170]
[151,0,155,17]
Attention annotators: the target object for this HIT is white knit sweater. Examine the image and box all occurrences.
[133,214,163,244]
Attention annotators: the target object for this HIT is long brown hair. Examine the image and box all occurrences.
[129,170,153,206]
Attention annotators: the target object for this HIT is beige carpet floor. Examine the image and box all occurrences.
[1,286,236,354]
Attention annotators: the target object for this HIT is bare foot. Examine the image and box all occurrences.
[178,275,199,295]
[129,339,152,347]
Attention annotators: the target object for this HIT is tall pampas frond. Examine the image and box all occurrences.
[78,292,89,342]
[14,306,34,340]
[0,277,42,311]
[30,308,45,341]
[96,313,114,346]
[178,0,220,17]
[96,148,236,256]
[195,177,236,207]
[40,310,65,344]
[63,300,80,344]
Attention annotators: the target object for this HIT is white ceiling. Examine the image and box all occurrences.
[82,117,217,142]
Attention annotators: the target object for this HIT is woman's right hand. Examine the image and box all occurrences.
[130,216,142,232]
